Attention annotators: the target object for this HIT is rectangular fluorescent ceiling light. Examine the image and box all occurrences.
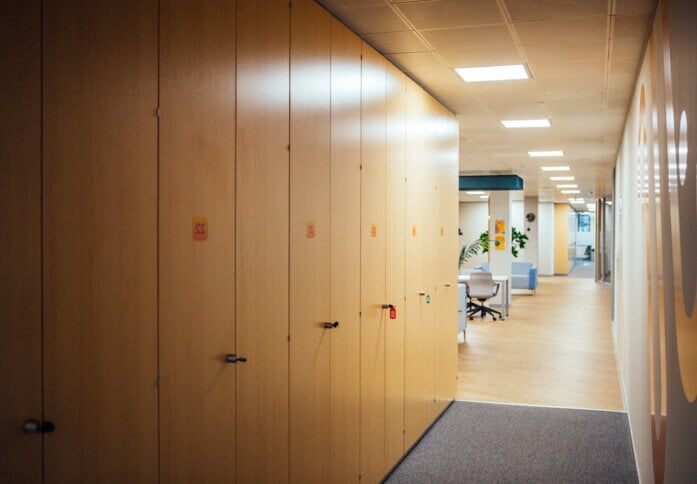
[455,64,528,82]
[568,198,585,203]
[480,195,490,199]
[561,189,581,194]
[529,150,564,157]
[465,191,486,195]
[556,184,578,188]
[540,166,571,172]
[501,119,551,128]
[550,176,574,181]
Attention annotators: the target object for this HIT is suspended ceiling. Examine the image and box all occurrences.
[317,0,658,206]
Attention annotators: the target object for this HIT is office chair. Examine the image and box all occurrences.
[466,272,502,321]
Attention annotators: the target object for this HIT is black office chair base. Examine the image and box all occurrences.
[467,299,502,321]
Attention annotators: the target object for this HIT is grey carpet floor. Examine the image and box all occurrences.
[385,401,638,483]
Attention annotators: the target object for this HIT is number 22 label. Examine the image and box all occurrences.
[193,216,208,241]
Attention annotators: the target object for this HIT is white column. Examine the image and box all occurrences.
[523,196,539,267]
[488,191,512,307]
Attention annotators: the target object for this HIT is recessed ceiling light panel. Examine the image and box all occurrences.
[465,191,485,195]
[540,166,571,172]
[550,176,574,181]
[561,189,581,194]
[529,150,564,157]
[501,119,551,128]
[455,64,528,83]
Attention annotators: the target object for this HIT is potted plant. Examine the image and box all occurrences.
[478,227,529,258]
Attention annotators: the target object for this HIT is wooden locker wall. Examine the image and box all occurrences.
[235,0,290,481]
[158,0,236,481]
[0,1,41,481]
[360,44,388,483]
[384,65,407,466]
[42,0,159,480]
[289,0,332,481]
[329,18,362,483]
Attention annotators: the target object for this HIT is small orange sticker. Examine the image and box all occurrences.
[306,221,316,239]
[370,223,377,238]
[193,216,208,241]
[412,225,417,237]
[440,227,445,236]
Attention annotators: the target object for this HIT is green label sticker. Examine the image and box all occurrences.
[426,295,431,304]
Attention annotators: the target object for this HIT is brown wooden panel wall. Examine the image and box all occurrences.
[290,0,332,481]
[360,44,388,483]
[385,65,407,466]
[0,1,42,482]
[329,18,362,484]
[42,0,159,480]
[158,0,236,481]
[235,0,290,481]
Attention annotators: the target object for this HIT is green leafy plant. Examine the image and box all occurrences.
[458,239,482,270]
[478,227,529,258]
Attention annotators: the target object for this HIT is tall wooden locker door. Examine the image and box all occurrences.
[360,44,388,483]
[434,113,459,414]
[329,18,362,484]
[404,85,434,449]
[289,1,331,481]
[43,0,159,480]
[236,0,290,481]
[0,1,41,481]
[385,65,407,468]
[159,0,236,481]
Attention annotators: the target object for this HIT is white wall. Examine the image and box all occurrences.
[537,202,555,275]
[458,201,488,270]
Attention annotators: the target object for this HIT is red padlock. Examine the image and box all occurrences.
[389,306,397,320]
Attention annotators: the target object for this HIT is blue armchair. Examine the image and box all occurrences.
[511,261,538,294]
[474,261,538,294]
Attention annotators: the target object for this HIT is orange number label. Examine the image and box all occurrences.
[412,225,417,237]
[306,221,316,239]
[440,226,445,236]
[370,223,377,238]
[193,216,208,241]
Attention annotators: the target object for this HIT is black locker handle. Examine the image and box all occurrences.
[324,321,339,329]
[24,420,55,433]
[225,354,247,363]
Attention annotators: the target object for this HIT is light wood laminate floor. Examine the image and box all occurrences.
[457,276,624,411]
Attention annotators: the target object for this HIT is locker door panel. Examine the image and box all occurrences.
[43,0,159,480]
[360,44,387,483]
[236,0,290,481]
[404,85,434,449]
[0,1,41,481]
[329,19,362,484]
[159,0,236,481]
[290,1,331,481]
[385,65,406,467]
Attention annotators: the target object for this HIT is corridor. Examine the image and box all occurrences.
[458,276,623,411]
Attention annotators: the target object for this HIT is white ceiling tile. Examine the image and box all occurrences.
[540,87,605,107]
[362,30,430,54]
[397,0,503,30]
[329,5,409,34]
[613,14,652,40]
[515,17,608,45]
[421,25,513,51]
[612,39,646,59]
[530,61,606,90]
[386,52,444,71]
[504,0,608,22]
[524,41,607,63]
[439,46,523,67]
[614,0,658,15]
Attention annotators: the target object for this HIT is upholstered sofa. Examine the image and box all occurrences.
[475,261,538,294]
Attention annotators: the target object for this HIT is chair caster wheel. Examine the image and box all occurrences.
[469,316,473,320]
[493,317,497,321]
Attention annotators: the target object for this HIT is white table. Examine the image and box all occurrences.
[458,274,510,320]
